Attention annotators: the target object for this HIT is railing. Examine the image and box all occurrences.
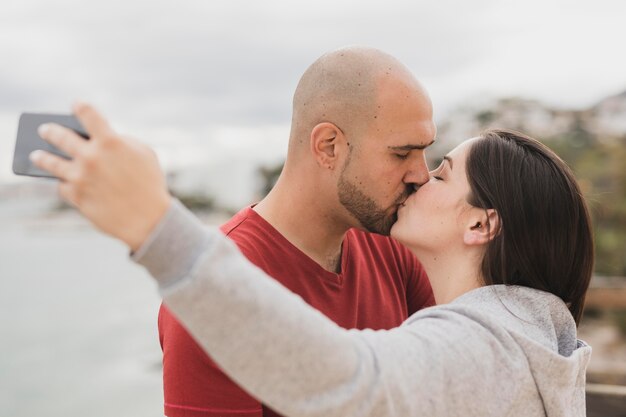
[587,383,626,417]
[585,276,626,309]
[586,276,626,416]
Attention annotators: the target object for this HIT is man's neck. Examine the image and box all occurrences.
[253,180,349,273]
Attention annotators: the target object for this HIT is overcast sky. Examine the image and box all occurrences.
[2,0,625,204]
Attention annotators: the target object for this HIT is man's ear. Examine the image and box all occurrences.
[463,208,500,246]
[310,122,345,170]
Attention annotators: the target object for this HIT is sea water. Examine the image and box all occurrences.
[0,198,164,417]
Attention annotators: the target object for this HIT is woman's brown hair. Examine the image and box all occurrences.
[466,129,594,325]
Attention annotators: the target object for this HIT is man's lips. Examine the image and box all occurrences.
[398,191,419,208]
[397,192,414,207]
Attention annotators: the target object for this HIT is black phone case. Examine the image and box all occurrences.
[12,113,89,178]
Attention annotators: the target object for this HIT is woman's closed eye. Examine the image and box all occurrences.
[430,161,445,181]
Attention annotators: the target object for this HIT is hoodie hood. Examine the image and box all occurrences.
[452,285,592,416]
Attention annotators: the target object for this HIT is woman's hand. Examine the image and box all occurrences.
[30,102,172,252]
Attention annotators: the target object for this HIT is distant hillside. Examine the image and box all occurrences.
[437,90,626,147]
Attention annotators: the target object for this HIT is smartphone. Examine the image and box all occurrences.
[12,113,89,178]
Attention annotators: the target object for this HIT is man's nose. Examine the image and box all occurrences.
[404,153,430,186]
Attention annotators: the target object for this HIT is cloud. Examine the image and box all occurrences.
[0,0,499,124]
[2,0,625,196]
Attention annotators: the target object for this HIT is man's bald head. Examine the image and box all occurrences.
[288,46,424,154]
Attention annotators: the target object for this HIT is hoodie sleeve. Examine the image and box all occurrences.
[133,200,526,417]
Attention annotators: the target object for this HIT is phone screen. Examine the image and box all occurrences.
[12,113,89,178]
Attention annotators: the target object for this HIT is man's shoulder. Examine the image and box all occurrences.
[219,206,285,262]
[220,206,256,235]
[220,206,273,241]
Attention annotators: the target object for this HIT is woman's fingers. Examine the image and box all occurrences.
[73,102,114,139]
[29,150,72,181]
[37,123,87,158]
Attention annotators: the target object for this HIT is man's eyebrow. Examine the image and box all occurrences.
[443,155,453,170]
[388,139,436,151]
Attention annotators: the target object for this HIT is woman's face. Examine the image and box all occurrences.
[390,138,478,254]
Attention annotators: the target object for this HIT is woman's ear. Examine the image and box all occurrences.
[463,208,500,246]
[310,122,344,170]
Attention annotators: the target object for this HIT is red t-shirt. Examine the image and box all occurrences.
[159,207,434,417]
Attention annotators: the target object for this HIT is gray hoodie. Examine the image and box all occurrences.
[134,200,591,417]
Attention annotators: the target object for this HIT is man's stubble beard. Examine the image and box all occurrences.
[337,157,407,236]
